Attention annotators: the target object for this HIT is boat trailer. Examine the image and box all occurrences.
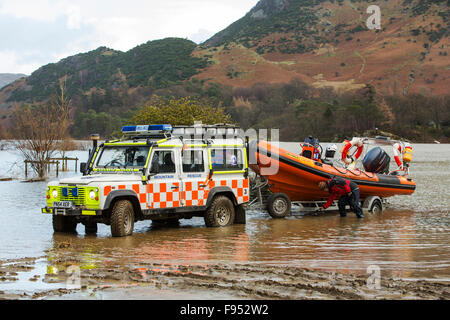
[247,174,387,218]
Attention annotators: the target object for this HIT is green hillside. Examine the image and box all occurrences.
[6,38,208,102]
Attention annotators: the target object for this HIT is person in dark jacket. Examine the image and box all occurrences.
[318,176,364,218]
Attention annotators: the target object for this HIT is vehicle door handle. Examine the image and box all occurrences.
[171,186,179,190]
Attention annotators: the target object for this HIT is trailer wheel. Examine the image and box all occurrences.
[205,195,235,227]
[267,193,291,218]
[369,199,383,215]
[52,215,77,233]
[110,200,135,237]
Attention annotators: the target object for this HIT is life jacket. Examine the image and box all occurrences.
[393,142,413,171]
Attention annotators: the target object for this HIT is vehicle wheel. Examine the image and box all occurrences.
[369,199,383,215]
[267,193,291,219]
[234,205,246,225]
[85,222,98,235]
[205,195,235,227]
[52,215,77,233]
[110,200,135,237]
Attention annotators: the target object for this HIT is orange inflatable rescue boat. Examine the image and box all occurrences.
[249,138,416,202]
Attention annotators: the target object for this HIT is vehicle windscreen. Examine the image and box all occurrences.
[96,146,150,168]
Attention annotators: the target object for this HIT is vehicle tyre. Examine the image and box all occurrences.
[234,205,246,225]
[110,200,135,237]
[205,195,235,227]
[85,222,98,235]
[369,199,383,215]
[52,215,77,233]
[267,193,291,218]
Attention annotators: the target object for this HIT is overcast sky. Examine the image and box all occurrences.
[0,0,259,75]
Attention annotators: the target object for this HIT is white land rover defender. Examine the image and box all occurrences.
[42,124,250,237]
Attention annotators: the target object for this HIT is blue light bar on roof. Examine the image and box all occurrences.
[122,124,173,134]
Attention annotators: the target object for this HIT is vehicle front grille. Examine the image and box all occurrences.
[57,186,86,206]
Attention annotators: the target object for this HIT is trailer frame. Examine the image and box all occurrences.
[247,174,387,217]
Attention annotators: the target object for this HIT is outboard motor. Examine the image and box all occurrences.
[363,147,390,174]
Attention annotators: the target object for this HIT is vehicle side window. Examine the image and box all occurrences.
[210,149,244,171]
[182,150,205,173]
[150,151,176,174]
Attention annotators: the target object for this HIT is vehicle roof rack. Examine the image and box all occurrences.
[120,124,244,141]
[173,124,243,139]
[121,124,173,140]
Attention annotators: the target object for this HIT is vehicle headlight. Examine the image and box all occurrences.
[89,190,96,200]
[52,189,58,199]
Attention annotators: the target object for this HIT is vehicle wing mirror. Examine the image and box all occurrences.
[80,162,87,174]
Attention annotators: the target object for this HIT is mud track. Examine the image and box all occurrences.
[1,257,448,300]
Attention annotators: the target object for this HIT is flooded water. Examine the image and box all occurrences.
[0,142,449,293]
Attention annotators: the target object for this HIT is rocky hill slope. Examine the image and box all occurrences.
[196,0,449,95]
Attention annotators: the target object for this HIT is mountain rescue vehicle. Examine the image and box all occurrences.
[42,124,249,237]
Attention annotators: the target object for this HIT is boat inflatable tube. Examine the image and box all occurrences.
[363,147,391,174]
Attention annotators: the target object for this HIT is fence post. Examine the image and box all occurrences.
[56,161,59,177]
[25,161,28,180]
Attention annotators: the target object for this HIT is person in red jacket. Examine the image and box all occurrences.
[318,176,364,218]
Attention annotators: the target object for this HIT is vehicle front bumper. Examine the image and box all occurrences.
[42,207,101,216]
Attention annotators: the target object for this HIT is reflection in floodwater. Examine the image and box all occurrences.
[48,224,250,268]
[44,208,449,281]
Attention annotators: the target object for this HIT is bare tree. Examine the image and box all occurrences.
[53,77,74,171]
[10,78,72,179]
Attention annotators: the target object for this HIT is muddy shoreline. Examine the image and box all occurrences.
[1,254,448,300]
